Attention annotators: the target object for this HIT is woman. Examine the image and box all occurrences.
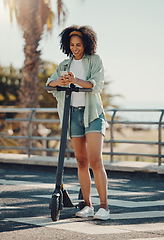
[46,25,110,220]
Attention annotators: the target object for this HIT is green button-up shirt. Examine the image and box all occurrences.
[46,54,106,131]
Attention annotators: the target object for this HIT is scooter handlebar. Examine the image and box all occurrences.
[44,85,92,92]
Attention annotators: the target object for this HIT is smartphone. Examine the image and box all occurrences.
[60,71,68,77]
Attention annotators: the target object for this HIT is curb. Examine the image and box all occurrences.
[0,153,164,175]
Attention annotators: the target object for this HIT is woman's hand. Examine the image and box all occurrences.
[48,72,75,87]
[66,71,93,88]
[48,75,71,87]
[63,71,76,85]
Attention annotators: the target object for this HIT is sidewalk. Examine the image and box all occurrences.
[1,154,164,239]
[0,153,164,175]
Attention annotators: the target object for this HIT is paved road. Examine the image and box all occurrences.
[0,165,164,240]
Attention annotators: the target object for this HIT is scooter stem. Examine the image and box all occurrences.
[55,88,72,189]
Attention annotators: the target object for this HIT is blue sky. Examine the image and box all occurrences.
[0,0,164,107]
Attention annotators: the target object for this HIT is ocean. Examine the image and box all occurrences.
[107,100,164,127]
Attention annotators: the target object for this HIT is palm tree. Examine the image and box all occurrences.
[4,0,67,108]
[4,0,67,152]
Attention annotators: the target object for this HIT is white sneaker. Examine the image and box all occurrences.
[76,206,94,218]
[94,208,110,220]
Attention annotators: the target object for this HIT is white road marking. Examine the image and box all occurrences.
[0,179,152,196]
[0,179,54,189]
[0,206,22,210]
[1,178,162,208]
[66,185,150,196]
[111,211,164,219]
[5,217,164,235]
[32,194,164,208]
[108,199,164,208]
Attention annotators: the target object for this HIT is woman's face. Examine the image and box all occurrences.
[69,36,84,60]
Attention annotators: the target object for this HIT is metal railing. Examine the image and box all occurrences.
[0,108,164,166]
[105,108,164,166]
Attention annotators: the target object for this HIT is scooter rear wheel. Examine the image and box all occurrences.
[51,195,60,221]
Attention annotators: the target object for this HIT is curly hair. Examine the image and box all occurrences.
[59,25,97,57]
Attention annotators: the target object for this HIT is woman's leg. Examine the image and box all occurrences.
[86,132,108,210]
[71,136,92,207]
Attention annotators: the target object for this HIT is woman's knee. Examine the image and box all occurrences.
[76,155,89,169]
[90,157,103,171]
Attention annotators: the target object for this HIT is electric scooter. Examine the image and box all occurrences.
[44,84,92,221]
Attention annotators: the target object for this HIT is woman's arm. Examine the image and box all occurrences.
[87,54,104,93]
[75,77,93,88]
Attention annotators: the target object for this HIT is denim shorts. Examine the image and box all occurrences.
[70,106,106,137]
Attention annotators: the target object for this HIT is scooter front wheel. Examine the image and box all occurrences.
[51,195,60,221]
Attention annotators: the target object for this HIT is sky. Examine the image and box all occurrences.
[0,0,164,108]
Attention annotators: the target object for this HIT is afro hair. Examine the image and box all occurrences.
[59,25,97,57]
